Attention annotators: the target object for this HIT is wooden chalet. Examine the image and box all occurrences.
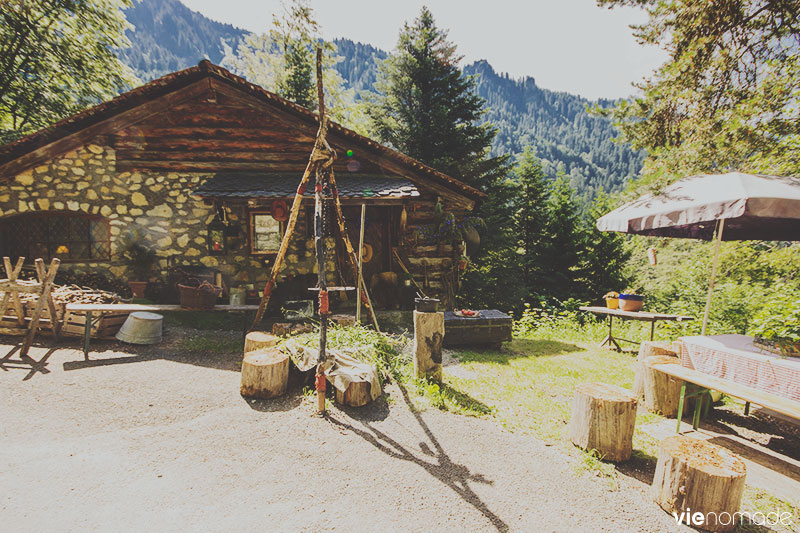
[0,60,484,311]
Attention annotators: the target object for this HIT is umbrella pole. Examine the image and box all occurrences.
[701,219,725,335]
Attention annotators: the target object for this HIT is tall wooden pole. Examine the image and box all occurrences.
[701,219,725,335]
[356,203,366,324]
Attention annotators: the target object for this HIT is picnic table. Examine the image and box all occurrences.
[579,306,694,351]
[65,303,260,359]
[679,334,800,403]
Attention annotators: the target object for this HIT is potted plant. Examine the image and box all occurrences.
[750,292,800,357]
[603,291,619,309]
[618,288,644,312]
[119,229,158,298]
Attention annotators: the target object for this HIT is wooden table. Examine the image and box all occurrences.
[579,306,694,351]
[65,303,260,359]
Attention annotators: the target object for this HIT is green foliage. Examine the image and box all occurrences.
[599,0,800,184]
[118,228,157,280]
[0,0,137,142]
[575,192,631,301]
[623,239,800,338]
[750,288,800,343]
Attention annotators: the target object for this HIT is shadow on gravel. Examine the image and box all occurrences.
[327,383,509,532]
[243,392,304,412]
[0,345,56,380]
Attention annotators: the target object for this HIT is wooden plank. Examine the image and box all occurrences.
[653,363,800,420]
[0,80,213,178]
[20,258,60,356]
[65,303,259,312]
[580,306,694,322]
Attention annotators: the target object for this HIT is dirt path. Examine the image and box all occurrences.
[0,336,687,532]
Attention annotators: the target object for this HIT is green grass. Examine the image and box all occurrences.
[178,332,243,353]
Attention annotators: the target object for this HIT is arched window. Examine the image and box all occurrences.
[0,212,110,262]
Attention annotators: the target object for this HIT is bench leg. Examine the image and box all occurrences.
[83,311,92,360]
[693,393,703,430]
[744,401,751,416]
[677,382,686,433]
[649,321,655,341]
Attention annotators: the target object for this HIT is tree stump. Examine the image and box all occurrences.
[642,355,682,416]
[652,435,746,532]
[568,382,638,462]
[244,331,278,354]
[335,380,372,407]
[240,347,289,399]
[634,341,677,399]
[413,310,443,380]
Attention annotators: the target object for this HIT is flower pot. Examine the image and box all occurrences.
[605,297,619,309]
[618,294,644,312]
[128,280,148,299]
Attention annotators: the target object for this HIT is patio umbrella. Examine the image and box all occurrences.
[596,172,800,334]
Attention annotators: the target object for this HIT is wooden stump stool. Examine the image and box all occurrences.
[240,347,289,399]
[634,341,677,399]
[244,331,278,354]
[568,382,638,462]
[652,435,746,532]
[335,381,372,407]
[642,355,682,416]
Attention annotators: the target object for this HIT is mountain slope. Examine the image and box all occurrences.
[119,0,246,81]
[464,60,644,197]
[117,0,642,196]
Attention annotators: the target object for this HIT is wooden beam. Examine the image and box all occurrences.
[0,80,214,179]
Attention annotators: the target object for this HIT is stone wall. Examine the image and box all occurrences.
[0,144,335,292]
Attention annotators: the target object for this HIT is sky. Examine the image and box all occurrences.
[181,0,666,100]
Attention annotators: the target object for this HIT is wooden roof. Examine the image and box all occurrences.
[0,60,484,208]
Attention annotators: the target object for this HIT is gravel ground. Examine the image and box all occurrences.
[0,333,688,532]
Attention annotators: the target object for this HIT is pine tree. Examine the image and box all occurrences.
[576,192,631,302]
[514,148,550,301]
[369,7,518,311]
[368,6,507,190]
[279,41,314,108]
[542,176,582,301]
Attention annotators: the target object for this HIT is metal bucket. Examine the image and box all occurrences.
[116,312,163,344]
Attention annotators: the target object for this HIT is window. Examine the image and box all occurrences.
[249,211,283,254]
[0,212,110,262]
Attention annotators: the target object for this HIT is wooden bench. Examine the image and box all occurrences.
[653,363,800,433]
[65,303,259,359]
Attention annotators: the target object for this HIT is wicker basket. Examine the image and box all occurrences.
[178,280,221,309]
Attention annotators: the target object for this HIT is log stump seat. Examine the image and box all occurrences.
[568,382,638,462]
[652,435,746,532]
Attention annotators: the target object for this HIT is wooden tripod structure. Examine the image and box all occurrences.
[249,49,380,412]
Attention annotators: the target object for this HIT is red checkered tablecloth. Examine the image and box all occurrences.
[680,335,800,402]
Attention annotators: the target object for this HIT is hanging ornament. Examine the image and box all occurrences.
[271,199,289,221]
[647,246,658,266]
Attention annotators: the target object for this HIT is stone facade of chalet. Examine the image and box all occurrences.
[0,143,329,285]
